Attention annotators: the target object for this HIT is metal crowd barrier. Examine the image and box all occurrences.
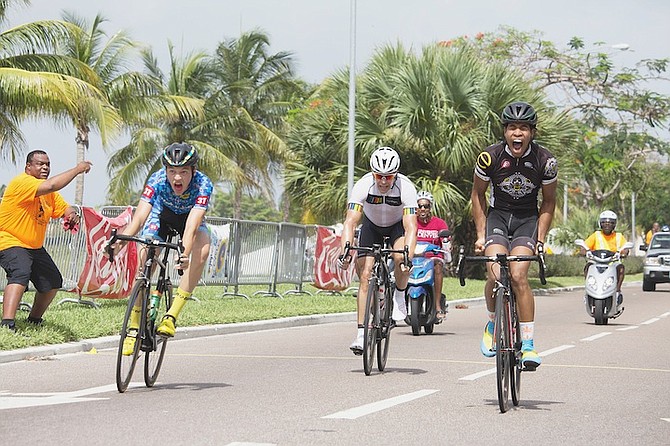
[0,206,322,306]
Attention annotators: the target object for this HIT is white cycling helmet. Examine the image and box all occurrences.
[599,210,617,234]
[370,146,400,174]
[417,190,434,204]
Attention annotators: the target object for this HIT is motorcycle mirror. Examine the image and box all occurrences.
[574,239,588,250]
[622,242,634,250]
[438,229,452,238]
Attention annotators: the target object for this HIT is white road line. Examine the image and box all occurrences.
[322,389,438,419]
[616,326,639,331]
[459,345,574,381]
[641,317,660,325]
[660,312,670,318]
[581,332,612,342]
[662,418,670,423]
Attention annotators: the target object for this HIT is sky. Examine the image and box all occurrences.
[3,0,670,207]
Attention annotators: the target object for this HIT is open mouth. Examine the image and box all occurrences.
[512,139,523,150]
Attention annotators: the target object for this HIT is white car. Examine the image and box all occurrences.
[641,232,670,291]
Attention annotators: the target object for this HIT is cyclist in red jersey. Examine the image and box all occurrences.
[415,191,450,322]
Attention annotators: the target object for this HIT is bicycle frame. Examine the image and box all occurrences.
[108,228,183,392]
[342,240,408,375]
[457,246,546,412]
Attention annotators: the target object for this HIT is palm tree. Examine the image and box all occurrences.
[199,29,301,219]
[106,42,240,203]
[284,42,580,235]
[0,1,118,164]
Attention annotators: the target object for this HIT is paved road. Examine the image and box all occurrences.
[1,283,669,445]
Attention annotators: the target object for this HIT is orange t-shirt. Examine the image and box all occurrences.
[584,230,626,252]
[0,173,69,251]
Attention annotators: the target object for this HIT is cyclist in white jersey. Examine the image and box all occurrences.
[338,146,418,354]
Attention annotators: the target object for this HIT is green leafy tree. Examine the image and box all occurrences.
[285,41,579,243]
[208,188,282,222]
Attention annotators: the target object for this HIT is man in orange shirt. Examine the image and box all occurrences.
[581,210,629,307]
[0,150,92,331]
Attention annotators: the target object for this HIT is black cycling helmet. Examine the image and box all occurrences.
[501,101,537,127]
[162,142,198,167]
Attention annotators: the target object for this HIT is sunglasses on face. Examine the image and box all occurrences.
[373,173,396,182]
[418,203,431,209]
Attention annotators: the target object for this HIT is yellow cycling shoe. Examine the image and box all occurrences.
[122,331,138,356]
[156,315,176,337]
[480,321,495,357]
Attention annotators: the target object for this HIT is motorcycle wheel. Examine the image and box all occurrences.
[594,299,608,325]
[410,298,422,336]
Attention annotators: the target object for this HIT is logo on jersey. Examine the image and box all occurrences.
[142,185,155,200]
[501,159,511,169]
[195,195,209,207]
[544,157,558,178]
[500,173,535,199]
[476,152,492,171]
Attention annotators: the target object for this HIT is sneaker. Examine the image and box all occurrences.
[392,292,407,322]
[122,330,138,356]
[0,319,16,332]
[480,321,495,357]
[521,340,541,370]
[156,315,176,337]
[349,335,364,355]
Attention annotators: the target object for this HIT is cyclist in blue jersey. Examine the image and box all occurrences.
[110,142,213,353]
[471,102,558,370]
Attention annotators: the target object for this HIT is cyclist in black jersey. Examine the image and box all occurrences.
[470,101,558,370]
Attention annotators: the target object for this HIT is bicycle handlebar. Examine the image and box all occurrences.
[107,228,185,276]
[341,241,411,268]
[456,245,547,287]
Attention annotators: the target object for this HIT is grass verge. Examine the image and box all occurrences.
[0,274,641,351]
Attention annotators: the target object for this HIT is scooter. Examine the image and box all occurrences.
[575,239,633,325]
[405,230,451,335]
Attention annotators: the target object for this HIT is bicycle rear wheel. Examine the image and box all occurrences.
[363,276,378,376]
[494,287,511,413]
[116,281,147,393]
[377,282,393,371]
[144,285,173,387]
[510,294,522,406]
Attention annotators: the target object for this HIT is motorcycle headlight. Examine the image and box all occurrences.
[587,275,597,287]
[645,257,661,266]
[602,276,615,292]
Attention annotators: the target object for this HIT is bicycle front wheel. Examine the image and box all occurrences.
[494,287,511,413]
[377,282,393,371]
[116,281,147,393]
[510,294,522,406]
[144,285,173,387]
[363,276,378,376]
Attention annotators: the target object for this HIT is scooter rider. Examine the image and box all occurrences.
[580,210,629,309]
[415,191,450,322]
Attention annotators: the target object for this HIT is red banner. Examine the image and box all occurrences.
[77,207,138,299]
[313,225,356,291]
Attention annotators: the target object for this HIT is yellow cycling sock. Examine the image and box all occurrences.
[129,306,142,330]
[166,288,191,320]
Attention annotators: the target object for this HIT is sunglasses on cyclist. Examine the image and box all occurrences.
[418,203,431,209]
[373,173,396,182]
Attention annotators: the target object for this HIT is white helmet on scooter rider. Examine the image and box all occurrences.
[370,146,400,175]
[599,210,617,235]
[417,190,434,205]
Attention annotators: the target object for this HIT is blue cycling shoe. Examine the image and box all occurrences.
[521,339,542,370]
[480,321,495,357]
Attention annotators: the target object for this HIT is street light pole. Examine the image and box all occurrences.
[347,0,357,197]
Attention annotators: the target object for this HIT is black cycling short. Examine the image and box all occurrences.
[0,246,63,292]
[357,215,404,257]
[158,207,188,240]
[485,208,538,251]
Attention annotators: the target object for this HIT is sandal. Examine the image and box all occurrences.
[435,309,447,324]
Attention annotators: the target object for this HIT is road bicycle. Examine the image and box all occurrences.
[107,228,183,393]
[341,241,409,375]
[456,245,546,412]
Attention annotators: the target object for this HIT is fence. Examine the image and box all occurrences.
[0,206,322,305]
